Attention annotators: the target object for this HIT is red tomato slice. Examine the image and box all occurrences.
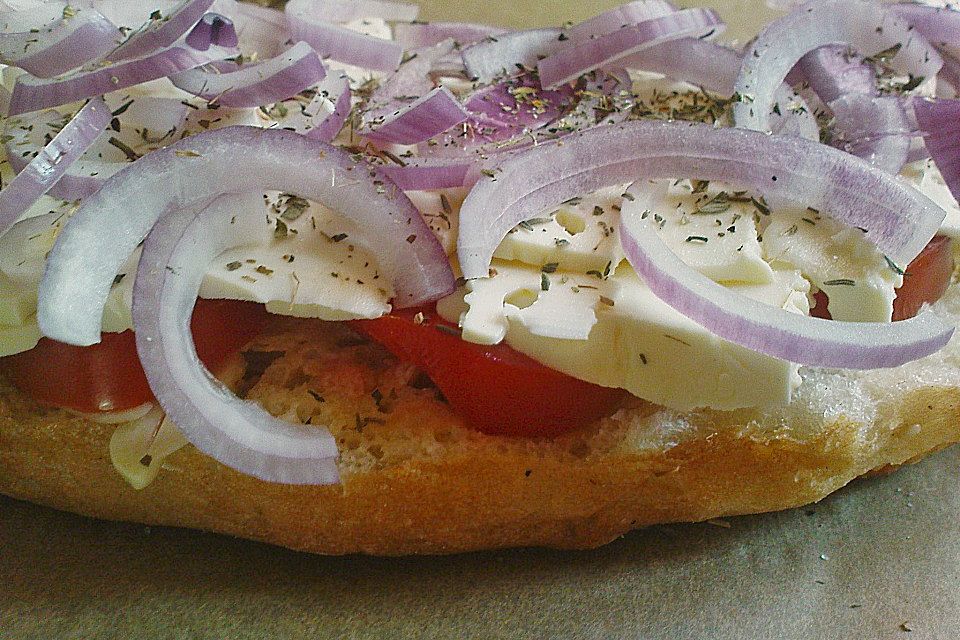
[811,235,953,321]
[352,308,628,437]
[0,299,272,414]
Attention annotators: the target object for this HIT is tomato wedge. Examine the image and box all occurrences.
[0,299,272,414]
[811,235,954,321]
[352,307,628,437]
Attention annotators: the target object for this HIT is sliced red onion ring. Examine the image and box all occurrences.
[169,41,325,108]
[790,44,876,105]
[891,3,960,59]
[456,121,943,280]
[618,37,739,94]
[734,0,941,133]
[939,53,960,93]
[38,126,453,346]
[285,0,403,72]
[108,0,214,61]
[132,192,339,485]
[461,28,563,83]
[381,158,473,191]
[8,24,239,115]
[212,0,289,58]
[301,72,351,142]
[394,21,506,49]
[0,3,120,78]
[364,86,469,145]
[4,95,192,200]
[289,0,419,24]
[538,9,724,90]
[0,97,109,237]
[914,97,960,202]
[829,94,914,174]
[565,0,678,42]
[185,12,238,50]
[618,197,953,369]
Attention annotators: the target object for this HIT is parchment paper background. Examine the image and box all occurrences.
[2,2,958,638]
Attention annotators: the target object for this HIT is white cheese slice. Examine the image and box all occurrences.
[199,192,392,321]
[493,184,629,274]
[459,261,602,344]
[624,179,774,284]
[762,207,902,322]
[447,260,808,410]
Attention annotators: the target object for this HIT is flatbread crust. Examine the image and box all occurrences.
[2,308,959,555]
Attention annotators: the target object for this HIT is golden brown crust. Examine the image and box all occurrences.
[1,314,959,555]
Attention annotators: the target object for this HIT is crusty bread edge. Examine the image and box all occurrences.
[1,374,958,555]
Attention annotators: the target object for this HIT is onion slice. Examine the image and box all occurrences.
[461,28,563,83]
[212,0,290,58]
[394,21,506,49]
[829,94,914,174]
[108,0,215,61]
[184,11,238,50]
[4,95,192,201]
[891,3,960,60]
[565,0,678,42]
[132,192,339,485]
[169,41,326,108]
[285,0,403,72]
[791,44,876,105]
[381,158,473,191]
[293,0,419,24]
[0,3,120,78]
[538,8,724,89]
[914,97,960,202]
[364,86,470,145]
[618,195,953,369]
[8,21,239,115]
[38,126,453,347]
[0,98,109,238]
[734,0,941,133]
[300,72,352,142]
[456,121,943,280]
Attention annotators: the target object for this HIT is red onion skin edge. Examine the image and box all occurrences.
[109,0,215,62]
[0,5,120,78]
[132,193,340,485]
[914,97,960,202]
[38,126,453,347]
[364,86,470,145]
[456,121,943,281]
[0,98,110,237]
[537,9,725,89]
[394,21,506,49]
[169,41,326,108]
[285,0,404,72]
[734,0,941,134]
[8,38,240,116]
[185,12,238,50]
[565,0,678,42]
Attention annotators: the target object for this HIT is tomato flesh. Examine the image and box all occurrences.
[352,308,628,437]
[811,235,953,321]
[0,299,272,414]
